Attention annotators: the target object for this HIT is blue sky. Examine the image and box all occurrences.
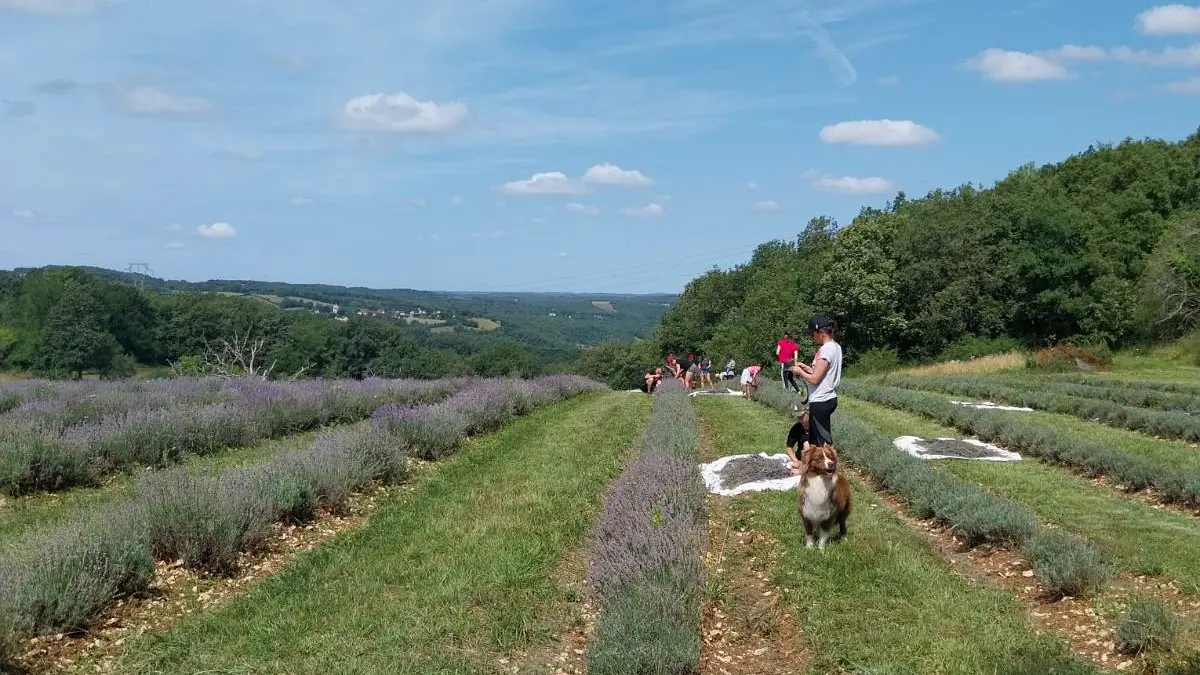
[1,0,1197,294]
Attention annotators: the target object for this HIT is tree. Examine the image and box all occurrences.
[36,281,118,379]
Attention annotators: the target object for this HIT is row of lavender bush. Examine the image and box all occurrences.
[0,375,605,667]
[1,378,233,428]
[586,379,708,675]
[0,377,474,496]
[1042,372,1200,398]
[844,381,1200,506]
[752,386,1112,600]
[877,374,1200,442]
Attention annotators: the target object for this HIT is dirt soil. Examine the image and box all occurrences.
[700,494,807,675]
[502,549,595,675]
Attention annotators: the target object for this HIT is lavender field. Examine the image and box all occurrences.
[0,374,606,669]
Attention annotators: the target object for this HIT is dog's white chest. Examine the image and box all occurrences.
[802,475,835,522]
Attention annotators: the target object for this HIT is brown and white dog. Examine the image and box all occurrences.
[797,445,852,550]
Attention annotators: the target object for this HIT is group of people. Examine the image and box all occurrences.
[639,313,843,493]
[639,351,715,393]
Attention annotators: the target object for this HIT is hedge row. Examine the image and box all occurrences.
[0,375,605,668]
[878,374,1200,442]
[752,387,1112,599]
[586,379,708,675]
[1,377,234,428]
[1042,373,1200,398]
[844,382,1200,507]
[987,375,1200,414]
[0,377,472,496]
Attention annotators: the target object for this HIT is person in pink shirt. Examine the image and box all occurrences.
[740,363,762,398]
[775,332,802,393]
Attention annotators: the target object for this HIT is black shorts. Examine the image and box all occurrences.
[809,398,838,446]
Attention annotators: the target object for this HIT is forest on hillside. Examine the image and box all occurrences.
[0,267,603,380]
[580,131,1200,388]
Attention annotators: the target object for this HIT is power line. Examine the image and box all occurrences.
[126,262,153,290]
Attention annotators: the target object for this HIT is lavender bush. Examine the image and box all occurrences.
[0,376,473,496]
[587,386,707,675]
[0,374,604,667]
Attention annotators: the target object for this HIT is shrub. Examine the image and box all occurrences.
[937,337,1024,363]
[850,347,901,376]
[1116,597,1179,655]
[0,509,153,639]
[1029,343,1113,372]
[1024,530,1112,599]
[587,386,706,675]
[138,468,277,575]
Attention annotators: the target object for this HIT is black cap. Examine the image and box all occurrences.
[808,314,833,333]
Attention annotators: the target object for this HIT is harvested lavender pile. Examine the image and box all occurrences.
[718,455,791,485]
[916,438,1009,459]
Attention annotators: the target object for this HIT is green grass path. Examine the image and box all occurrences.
[115,391,651,675]
[695,396,1091,675]
[845,397,1200,588]
[0,429,324,543]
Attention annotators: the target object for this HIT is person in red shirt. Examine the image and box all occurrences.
[775,332,803,393]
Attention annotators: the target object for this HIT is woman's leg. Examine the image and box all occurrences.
[808,398,838,446]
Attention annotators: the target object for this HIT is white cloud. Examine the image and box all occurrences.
[621,202,665,219]
[964,49,1071,82]
[494,200,506,208]
[1138,4,1200,34]
[164,241,185,249]
[752,200,782,212]
[745,182,759,191]
[12,208,40,222]
[565,202,600,216]
[197,222,236,239]
[0,0,114,15]
[1166,76,1200,94]
[471,229,506,239]
[876,75,901,86]
[450,196,463,206]
[1111,43,1200,66]
[291,197,315,206]
[166,222,184,232]
[118,85,211,116]
[558,251,570,258]
[401,198,427,208]
[805,171,895,195]
[4,100,35,118]
[339,92,468,134]
[819,119,939,146]
[582,162,653,187]
[497,171,589,196]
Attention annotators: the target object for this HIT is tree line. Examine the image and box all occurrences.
[580,131,1200,388]
[0,267,558,380]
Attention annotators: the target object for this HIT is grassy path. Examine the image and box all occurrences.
[0,429,325,543]
[694,396,1091,675]
[115,392,651,675]
[845,397,1200,588]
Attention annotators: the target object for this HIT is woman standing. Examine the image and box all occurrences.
[789,315,842,446]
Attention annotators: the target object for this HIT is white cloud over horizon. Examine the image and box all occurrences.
[804,170,895,195]
[581,163,653,186]
[752,200,782,212]
[339,92,469,134]
[197,222,236,239]
[621,202,665,218]
[0,0,114,15]
[498,172,590,195]
[965,48,1072,82]
[1166,75,1200,94]
[819,119,939,146]
[1138,4,1200,34]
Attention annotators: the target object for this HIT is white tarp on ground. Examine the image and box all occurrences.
[689,388,743,397]
[949,400,1034,412]
[893,436,1022,462]
[698,453,802,496]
